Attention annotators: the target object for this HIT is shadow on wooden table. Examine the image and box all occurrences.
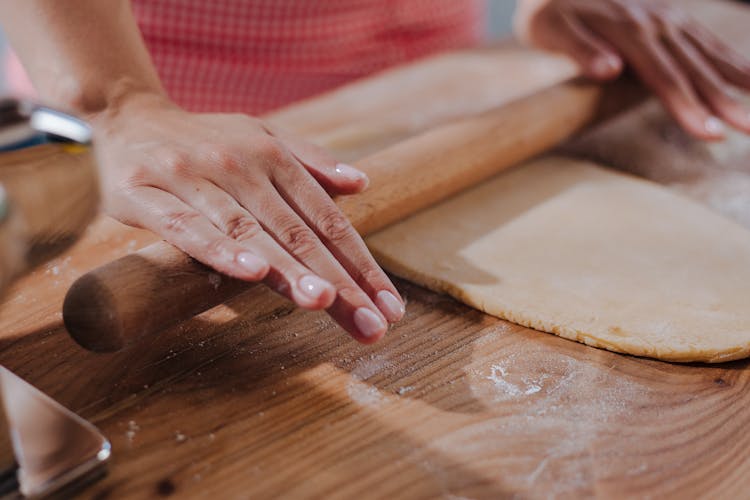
[0,280,522,497]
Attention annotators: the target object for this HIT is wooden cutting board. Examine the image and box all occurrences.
[1,1,750,498]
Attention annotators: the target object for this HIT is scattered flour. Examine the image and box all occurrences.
[125,420,140,442]
[350,353,391,380]
[486,363,546,399]
[427,349,655,497]
[346,376,384,408]
[397,386,415,396]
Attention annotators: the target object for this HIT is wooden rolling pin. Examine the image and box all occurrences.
[64,78,645,352]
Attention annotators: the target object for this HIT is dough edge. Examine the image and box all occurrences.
[371,248,749,364]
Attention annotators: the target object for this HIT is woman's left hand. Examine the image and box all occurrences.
[519,0,750,140]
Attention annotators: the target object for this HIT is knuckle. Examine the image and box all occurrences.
[255,137,289,167]
[317,208,354,243]
[163,210,201,234]
[347,264,386,290]
[224,214,263,242]
[281,224,320,259]
[358,265,387,286]
[335,284,365,302]
[159,149,192,177]
[204,238,233,261]
[121,164,151,188]
[212,147,244,174]
[196,142,245,174]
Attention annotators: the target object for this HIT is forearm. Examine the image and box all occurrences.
[0,1,165,115]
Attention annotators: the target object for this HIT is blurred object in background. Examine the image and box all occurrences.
[488,0,515,35]
[0,100,108,497]
[0,29,5,95]
[0,98,96,295]
[0,366,110,498]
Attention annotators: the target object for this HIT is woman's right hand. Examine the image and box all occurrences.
[91,92,405,342]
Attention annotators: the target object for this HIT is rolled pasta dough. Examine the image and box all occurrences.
[366,157,750,363]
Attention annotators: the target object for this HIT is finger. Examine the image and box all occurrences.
[266,191,390,342]
[201,136,392,341]
[274,166,405,325]
[158,176,338,311]
[245,183,390,342]
[664,28,750,133]
[537,11,623,80]
[263,123,369,195]
[683,21,750,90]
[119,186,269,282]
[606,26,723,140]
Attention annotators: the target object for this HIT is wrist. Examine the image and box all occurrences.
[86,82,176,127]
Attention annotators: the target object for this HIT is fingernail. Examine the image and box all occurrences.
[237,252,267,276]
[705,117,724,136]
[606,55,621,69]
[298,275,333,300]
[335,163,369,186]
[375,290,405,322]
[592,55,620,77]
[353,308,387,338]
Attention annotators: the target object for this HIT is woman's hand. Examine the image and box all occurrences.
[92,93,405,342]
[519,0,750,140]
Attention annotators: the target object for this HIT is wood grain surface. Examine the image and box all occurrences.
[0,1,749,498]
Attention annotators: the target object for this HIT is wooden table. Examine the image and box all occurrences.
[2,1,750,498]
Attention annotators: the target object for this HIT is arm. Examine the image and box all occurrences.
[0,1,164,114]
[514,0,750,140]
[0,1,405,342]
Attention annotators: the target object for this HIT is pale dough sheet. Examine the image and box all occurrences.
[366,157,750,363]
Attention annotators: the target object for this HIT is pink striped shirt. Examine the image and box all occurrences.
[7,1,487,114]
[131,0,486,113]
